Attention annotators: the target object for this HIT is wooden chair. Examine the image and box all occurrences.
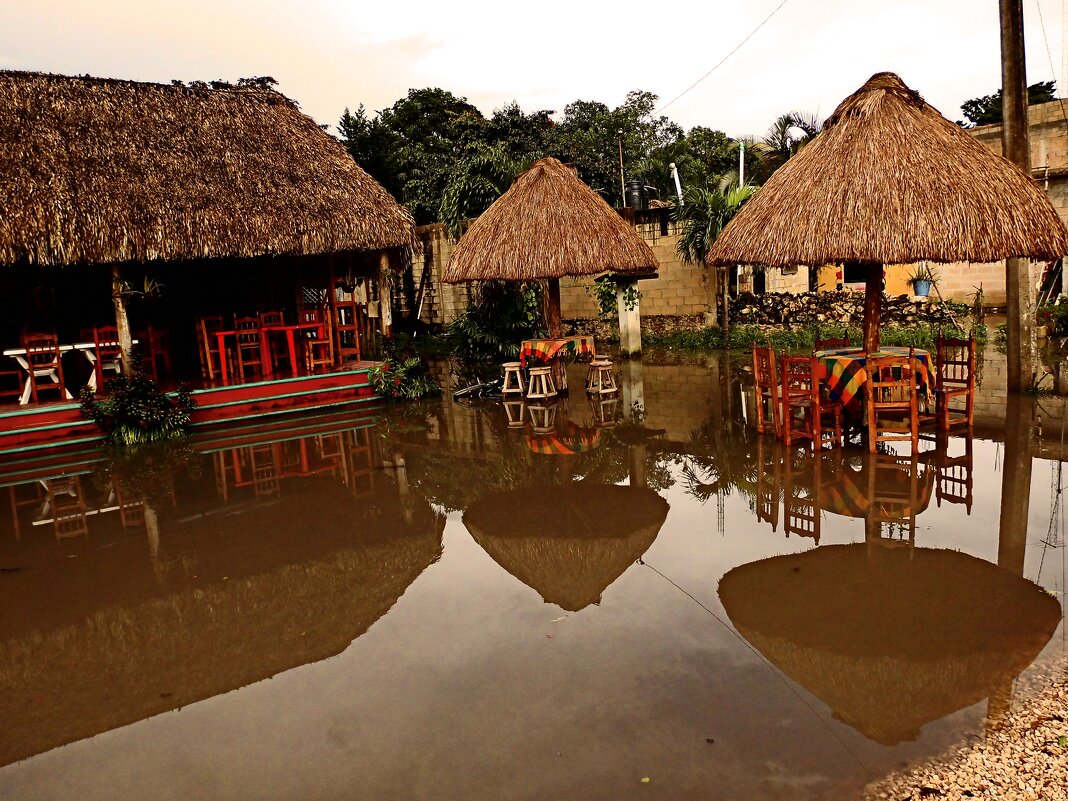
[865,453,921,548]
[931,332,976,431]
[752,344,781,436]
[46,476,89,540]
[780,354,842,450]
[755,435,782,532]
[333,300,362,364]
[234,316,264,379]
[865,352,920,454]
[298,305,333,372]
[814,333,851,352]
[782,447,821,545]
[0,354,23,404]
[88,325,123,389]
[198,315,227,380]
[21,333,66,404]
[138,324,172,382]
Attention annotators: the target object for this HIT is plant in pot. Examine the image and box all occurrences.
[907,262,940,298]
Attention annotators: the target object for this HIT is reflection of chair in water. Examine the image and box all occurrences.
[755,436,781,532]
[919,436,974,513]
[249,445,281,499]
[866,453,923,548]
[345,428,375,496]
[782,448,824,544]
[7,483,46,541]
[113,481,146,530]
[46,477,89,540]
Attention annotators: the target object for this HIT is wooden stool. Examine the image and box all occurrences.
[503,400,526,428]
[526,366,557,400]
[528,403,557,434]
[502,362,525,395]
[585,360,618,395]
[591,396,620,428]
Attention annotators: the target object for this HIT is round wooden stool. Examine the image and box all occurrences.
[526,366,557,400]
[527,403,557,434]
[502,362,525,396]
[585,359,618,395]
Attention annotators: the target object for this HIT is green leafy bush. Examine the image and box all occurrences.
[645,322,986,352]
[1037,296,1068,336]
[370,336,440,400]
[446,280,544,367]
[79,369,195,446]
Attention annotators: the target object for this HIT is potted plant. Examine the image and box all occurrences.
[907,262,940,298]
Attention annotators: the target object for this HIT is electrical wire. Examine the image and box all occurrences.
[656,0,795,116]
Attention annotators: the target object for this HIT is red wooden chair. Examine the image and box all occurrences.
[865,352,920,454]
[752,343,781,436]
[21,332,66,404]
[87,325,123,389]
[931,332,975,431]
[258,310,291,373]
[333,300,362,363]
[814,333,851,352]
[298,305,333,372]
[197,315,228,380]
[0,354,22,404]
[137,324,172,383]
[234,316,264,379]
[780,354,843,450]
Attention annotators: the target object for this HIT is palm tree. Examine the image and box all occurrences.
[752,111,821,182]
[673,176,757,330]
[439,145,530,239]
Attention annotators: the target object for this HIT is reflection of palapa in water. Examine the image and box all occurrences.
[718,544,1061,745]
[464,483,668,612]
[0,483,444,767]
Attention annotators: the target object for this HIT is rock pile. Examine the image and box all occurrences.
[732,291,968,329]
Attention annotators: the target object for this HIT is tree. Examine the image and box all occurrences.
[750,111,821,183]
[439,145,527,239]
[958,80,1056,127]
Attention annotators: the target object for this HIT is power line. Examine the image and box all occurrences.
[656,0,795,116]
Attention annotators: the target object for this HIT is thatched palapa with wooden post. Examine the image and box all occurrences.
[443,157,657,356]
[0,70,415,370]
[707,72,1068,353]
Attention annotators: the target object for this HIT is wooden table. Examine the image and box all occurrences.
[3,339,136,405]
[215,323,325,382]
[815,346,934,409]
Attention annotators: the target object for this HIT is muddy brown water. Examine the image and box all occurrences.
[0,351,1064,800]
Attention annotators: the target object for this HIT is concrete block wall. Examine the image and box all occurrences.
[765,266,810,293]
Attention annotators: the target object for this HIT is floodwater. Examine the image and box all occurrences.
[0,349,1065,801]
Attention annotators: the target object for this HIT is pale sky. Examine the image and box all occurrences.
[2,0,1067,138]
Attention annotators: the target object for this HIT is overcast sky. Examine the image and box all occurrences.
[2,0,1067,138]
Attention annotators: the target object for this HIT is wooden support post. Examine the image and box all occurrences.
[546,278,562,338]
[617,278,641,357]
[1001,0,1036,390]
[111,263,134,374]
[620,357,644,419]
[997,394,1032,577]
[861,262,882,353]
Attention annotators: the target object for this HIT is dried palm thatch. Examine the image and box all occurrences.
[707,72,1068,267]
[0,483,444,767]
[718,545,1061,745]
[463,483,669,611]
[0,71,415,266]
[442,157,658,282]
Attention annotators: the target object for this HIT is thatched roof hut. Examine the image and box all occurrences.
[707,72,1068,269]
[0,482,444,766]
[0,71,415,266]
[442,157,657,283]
[706,72,1068,352]
[463,483,668,611]
[718,545,1061,745]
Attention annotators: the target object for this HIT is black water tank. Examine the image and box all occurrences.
[625,180,645,210]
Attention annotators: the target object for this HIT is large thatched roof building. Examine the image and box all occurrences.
[0,71,414,266]
[707,72,1068,269]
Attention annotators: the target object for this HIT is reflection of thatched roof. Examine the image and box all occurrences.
[0,71,415,266]
[464,483,668,611]
[0,483,443,767]
[708,72,1068,267]
[718,545,1061,745]
[442,157,657,282]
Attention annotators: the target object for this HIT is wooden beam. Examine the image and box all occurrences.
[861,262,882,353]
[546,278,562,338]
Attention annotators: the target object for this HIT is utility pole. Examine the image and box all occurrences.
[618,130,626,207]
[1000,0,1036,390]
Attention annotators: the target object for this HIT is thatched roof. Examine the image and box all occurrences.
[718,545,1061,745]
[463,483,668,611]
[0,71,415,266]
[707,72,1068,267]
[443,157,658,282]
[0,482,444,766]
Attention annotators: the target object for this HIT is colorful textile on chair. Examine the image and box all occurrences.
[816,346,934,409]
[520,336,596,366]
